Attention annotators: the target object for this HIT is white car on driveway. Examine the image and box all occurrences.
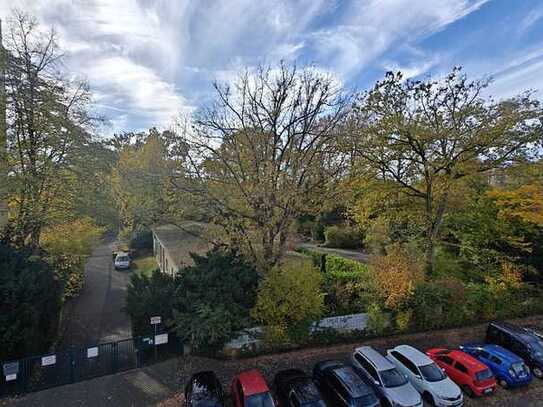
[114,252,131,270]
[387,345,463,407]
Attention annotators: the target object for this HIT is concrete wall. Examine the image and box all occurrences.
[223,312,373,355]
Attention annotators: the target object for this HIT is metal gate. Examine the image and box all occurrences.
[0,332,182,397]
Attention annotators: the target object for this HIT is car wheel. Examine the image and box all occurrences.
[498,378,508,388]
[533,367,543,379]
[423,392,435,406]
[462,385,474,398]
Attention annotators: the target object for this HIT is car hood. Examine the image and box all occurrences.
[427,378,461,399]
[385,382,421,405]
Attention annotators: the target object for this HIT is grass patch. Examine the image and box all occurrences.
[132,255,158,278]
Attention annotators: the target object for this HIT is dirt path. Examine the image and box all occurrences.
[59,241,132,347]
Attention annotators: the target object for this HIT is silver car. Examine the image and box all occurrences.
[387,345,463,407]
[351,346,422,407]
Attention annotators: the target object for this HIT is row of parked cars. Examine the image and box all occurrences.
[184,321,543,407]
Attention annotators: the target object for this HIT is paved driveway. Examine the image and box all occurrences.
[59,241,132,347]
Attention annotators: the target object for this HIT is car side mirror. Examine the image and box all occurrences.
[415,374,422,379]
[374,380,380,386]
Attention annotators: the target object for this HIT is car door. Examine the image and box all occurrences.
[392,351,423,392]
[437,355,458,383]
[354,354,381,393]
[453,361,470,386]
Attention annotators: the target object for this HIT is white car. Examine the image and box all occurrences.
[387,345,463,407]
[114,252,131,270]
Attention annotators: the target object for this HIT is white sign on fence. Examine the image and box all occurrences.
[154,333,168,345]
[87,347,99,358]
[150,316,161,325]
[5,373,16,381]
[41,355,56,367]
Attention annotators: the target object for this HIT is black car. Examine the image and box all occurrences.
[486,322,543,379]
[184,371,225,407]
[313,360,380,407]
[274,369,327,407]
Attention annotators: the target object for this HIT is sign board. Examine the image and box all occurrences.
[3,362,19,381]
[3,362,19,376]
[41,355,56,367]
[150,316,161,325]
[154,333,168,345]
[87,347,99,358]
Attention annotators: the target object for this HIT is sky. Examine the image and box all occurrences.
[1,0,542,135]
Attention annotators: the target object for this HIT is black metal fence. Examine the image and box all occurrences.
[0,332,182,397]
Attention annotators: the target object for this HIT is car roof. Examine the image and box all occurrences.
[483,344,524,363]
[392,345,432,366]
[238,370,270,396]
[446,350,488,372]
[490,321,539,344]
[116,252,129,257]
[290,377,322,402]
[332,366,372,397]
[355,346,395,371]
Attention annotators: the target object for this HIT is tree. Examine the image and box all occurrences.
[4,11,92,248]
[111,128,178,237]
[350,67,542,274]
[171,248,259,350]
[174,63,349,271]
[0,240,62,360]
[251,260,325,343]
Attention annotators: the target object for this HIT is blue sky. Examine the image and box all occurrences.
[1,0,542,135]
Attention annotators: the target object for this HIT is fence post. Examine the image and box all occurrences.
[111,342,118,373]
[70,350,76,383]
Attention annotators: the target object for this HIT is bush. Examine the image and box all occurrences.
[129,227,153,251]
[252,261,325,345]
[370,243,424,311]
[324,226,362,249]
[172,248,260,351]
[0,242,62,361]
[366,303,388,335]
[323,255,373,314]
[41,218,104,299]
[125,270,177,336]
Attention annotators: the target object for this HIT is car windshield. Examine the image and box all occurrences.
[419,363,446,382]
[380,368,408,388]
[246,393,275,407]
[116,256,129,262]
[475,369,494,381]
[353,393,379,406]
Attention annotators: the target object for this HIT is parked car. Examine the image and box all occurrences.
[426,348,496,397]
[184,371,225,407]
[114,252,131,270]
[460,343,532,388]
[386,345,463,406]
[231,370,276,407]
[350,346,422,407]
[312,360,380,407]
[486,321,543,379]
[273,369,328,407]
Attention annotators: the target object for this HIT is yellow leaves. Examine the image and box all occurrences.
[369,243,424,310]
[40,217,104,258]
[251,260,325,342]
[488,183,543,226]
[484,261,524,293]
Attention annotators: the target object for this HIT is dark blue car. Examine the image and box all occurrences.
[460,344,532,388]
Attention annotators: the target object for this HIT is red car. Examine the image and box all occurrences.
[231,369,276,407]
[427,348,497,397]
